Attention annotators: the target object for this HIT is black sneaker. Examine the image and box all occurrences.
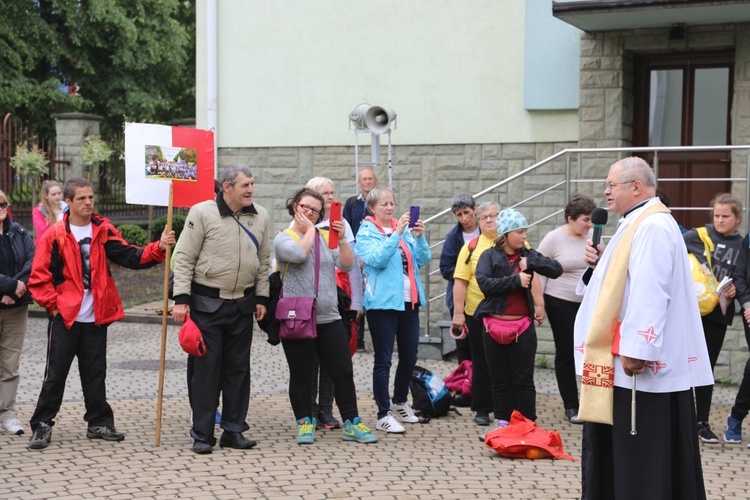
[318,411,341,430]
[697,421,719,443]
[87,425,125,442]
[29,423,52,450]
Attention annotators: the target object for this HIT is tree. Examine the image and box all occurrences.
[0,0,195,140]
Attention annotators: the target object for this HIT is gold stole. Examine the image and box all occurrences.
[578,202,669,425]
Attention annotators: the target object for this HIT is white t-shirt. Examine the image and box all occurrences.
[462,227,480,244]
[69,223,95,323]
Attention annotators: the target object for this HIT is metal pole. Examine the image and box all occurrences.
[746,152,750,235]
[630,373,637,436]
[565,154,571,201]
[354,131,360,196]
[653,151,659,188]
[424,228,431,338]
[387,130,393,188]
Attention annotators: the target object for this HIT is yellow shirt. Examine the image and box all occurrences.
[453,234,495,315]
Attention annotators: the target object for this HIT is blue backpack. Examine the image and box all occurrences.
[410,366,452,418]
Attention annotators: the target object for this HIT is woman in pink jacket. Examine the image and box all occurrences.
[31,180,66,241]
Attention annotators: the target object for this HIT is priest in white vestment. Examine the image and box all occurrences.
[574,157,713,500]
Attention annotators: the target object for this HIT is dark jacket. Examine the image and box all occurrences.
[684,224,743,325]
[473,245,562,321]
[0,218,35,307]
[29,212,166,329]
[343,195,368,238]
[439,221,471,310]
[733,233,750,313]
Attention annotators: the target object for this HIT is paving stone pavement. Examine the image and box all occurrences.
[2,310,749,499]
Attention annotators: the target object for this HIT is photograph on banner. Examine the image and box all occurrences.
[125,122,215,208]
[145,146,198,181]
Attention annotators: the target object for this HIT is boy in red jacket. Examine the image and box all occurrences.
[27,178,174,450]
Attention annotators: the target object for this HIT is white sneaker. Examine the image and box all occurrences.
[376,412,405,433]
[2,418,25,435]
[391,401,420,423]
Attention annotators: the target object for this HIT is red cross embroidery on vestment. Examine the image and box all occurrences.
[688,356,698,363]
[574,341,585,354]
[582,363,615,388]
[645,360,667,375]
[637,326,658,344]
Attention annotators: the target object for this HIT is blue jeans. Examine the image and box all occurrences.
[367,306,420,419]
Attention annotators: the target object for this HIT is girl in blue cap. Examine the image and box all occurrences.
[473,208,562,433]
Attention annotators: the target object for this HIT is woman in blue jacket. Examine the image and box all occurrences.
[355,186,431,434]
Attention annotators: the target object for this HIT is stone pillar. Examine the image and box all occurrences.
[53,112,103,181]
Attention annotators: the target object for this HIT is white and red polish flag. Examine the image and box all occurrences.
[124,123,215,208]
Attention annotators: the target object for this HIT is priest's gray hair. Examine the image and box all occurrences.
[616,157,655,187]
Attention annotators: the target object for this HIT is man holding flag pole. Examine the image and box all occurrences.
[27,177,175,450]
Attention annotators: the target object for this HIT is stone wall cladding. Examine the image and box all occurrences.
[218,141,576,355]
[578,23,750,382]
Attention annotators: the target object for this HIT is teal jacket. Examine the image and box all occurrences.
[355,218,431,311]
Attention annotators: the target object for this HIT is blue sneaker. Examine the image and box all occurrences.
[215,410,221,425]
[342,417,378,444]
[725,414,742,444]
[297,417,316,445]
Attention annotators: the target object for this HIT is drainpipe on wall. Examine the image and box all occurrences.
[207,0,218,177]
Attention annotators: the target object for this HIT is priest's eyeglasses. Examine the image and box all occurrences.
[604,181,634,191]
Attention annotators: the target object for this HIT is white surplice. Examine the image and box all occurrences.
[574,197,714,393]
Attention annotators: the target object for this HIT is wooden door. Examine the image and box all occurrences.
[633,52,733,230]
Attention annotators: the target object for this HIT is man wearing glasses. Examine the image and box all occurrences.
[574,157,713,498]
[172,164,270,454]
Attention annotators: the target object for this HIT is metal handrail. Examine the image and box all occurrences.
[421,144,750,337]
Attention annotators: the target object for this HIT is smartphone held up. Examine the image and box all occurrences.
[328,200,342,249]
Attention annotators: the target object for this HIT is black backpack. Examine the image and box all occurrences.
[409,366,453,418]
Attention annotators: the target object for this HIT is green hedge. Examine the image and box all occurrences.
[117,224,149,247]
[151,214,186,242]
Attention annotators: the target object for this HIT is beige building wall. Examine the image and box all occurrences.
[196,0,578,148]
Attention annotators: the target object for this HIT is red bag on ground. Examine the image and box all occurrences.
[484,410,578,461]
[443,360,472,399]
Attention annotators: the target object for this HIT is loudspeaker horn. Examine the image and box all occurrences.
[349,104,396,134]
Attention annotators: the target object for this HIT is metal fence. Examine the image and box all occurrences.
[421,145,750,337]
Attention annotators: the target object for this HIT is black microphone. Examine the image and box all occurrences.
[590,207,608,265]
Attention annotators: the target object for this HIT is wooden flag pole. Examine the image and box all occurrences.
[155,182,174,446]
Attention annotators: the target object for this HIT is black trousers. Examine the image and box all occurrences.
[694,316,726,422]
[544,294,581,411]
[449,307,471,364]
[483,323,537,422]
[30,316,113,430]
[581,387,706,500]
[190,300,253,446]
[282,320,358,422]
[466,314,492,414]
[731,312,750,421]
